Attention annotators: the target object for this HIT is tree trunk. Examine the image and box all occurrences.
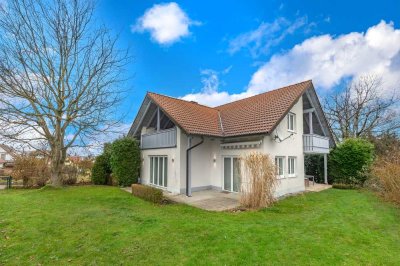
[50,145,66,187]
[50,161,63,187]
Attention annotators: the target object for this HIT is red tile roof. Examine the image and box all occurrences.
[146,80,313,137]
[217,80,311,136]
[147,93,223,136]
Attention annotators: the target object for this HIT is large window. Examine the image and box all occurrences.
[287,112,296,132]
[288,157,296,177]
[275,156,285,179]
[150,156,168,187]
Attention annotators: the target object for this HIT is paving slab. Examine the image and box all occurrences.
[165,190,240,211]
[305,183,332,192]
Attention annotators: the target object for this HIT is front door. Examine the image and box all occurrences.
[223,157,241,192]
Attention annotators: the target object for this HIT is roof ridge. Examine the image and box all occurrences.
[147,91,216,110]
[214,80,312,109]
[217,111,225,136]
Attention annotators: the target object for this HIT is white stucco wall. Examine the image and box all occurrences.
[178,135,216,193]
[261,98,305,197]
[140,127,184,194]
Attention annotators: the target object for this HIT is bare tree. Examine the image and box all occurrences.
[324,75,399,141]
[0,0,130,186]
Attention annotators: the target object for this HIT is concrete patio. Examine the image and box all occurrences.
[305,183,332,192]
[164,190,241,211]
[123,183,332,212]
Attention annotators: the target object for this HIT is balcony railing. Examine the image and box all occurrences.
[303,134,330,154]
[141,127,177,149]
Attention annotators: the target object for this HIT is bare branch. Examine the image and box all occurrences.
[324,74,400,141]
[0,0,131,186]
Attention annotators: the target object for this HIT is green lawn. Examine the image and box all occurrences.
[0,186,399,265]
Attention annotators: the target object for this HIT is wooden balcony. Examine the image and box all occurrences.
[303,134,330,154]
[141,127,177,150]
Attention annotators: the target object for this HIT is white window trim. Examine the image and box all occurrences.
[287,112,296,133]
[275,156,285,179]
[288,156,297,178]
[222,156,241,193]
[149,155,168,188]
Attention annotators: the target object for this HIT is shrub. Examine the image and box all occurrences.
[12,155,49,188]
[61,165,78,185]
[240,152,277,209]
[332,183,359,189]
[91,153,111,185]
[132,184,163,204]
[329,138,374,185]
[371,151,400,205]
[368,132,400,157]
[110,137,141,186]
[28,175,48,188]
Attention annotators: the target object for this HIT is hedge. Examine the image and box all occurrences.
[110,137,141,186]
[91,153,111,185]
[332,183,359,190]
[329,138,374,185]
[132,184,163,204]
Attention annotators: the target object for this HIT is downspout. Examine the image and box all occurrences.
[186,136,204,197]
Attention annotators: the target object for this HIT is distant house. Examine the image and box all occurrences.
[128,80,335,197]
[65,155,94,167]
[0,144,16,174]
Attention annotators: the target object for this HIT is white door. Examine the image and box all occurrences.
[223,157,241,192]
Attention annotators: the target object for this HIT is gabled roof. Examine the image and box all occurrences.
[148,93,223,136]
[131,80,314,137]
[217,80,311,136]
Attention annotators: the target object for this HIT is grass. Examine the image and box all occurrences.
[0,186,399,265]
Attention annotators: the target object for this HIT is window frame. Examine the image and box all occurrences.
[275,156,285,179]
[149,156,168,188]
[287,112,296,132]
[222,156,241,193]
[288,156,296,178]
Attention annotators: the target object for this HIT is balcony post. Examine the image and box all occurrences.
[309,111,313,134]
[157,107,160,132]
[324,154,328,184]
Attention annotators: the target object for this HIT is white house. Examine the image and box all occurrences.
[128,80,334,197]
[0,144,16,169]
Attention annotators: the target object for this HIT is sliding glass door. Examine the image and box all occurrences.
[223,157,241,192]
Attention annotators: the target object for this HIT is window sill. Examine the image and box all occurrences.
[287,130,296,134]
[276,176,286,180]
[149,183,167,190]
[288,175,297,178]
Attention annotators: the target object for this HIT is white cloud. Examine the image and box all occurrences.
[228,16,309,57]
[181,66,237,106]
[199,69,219,94]
[182,21,400,106]
[132,2,200,45]
[248,20,400,95]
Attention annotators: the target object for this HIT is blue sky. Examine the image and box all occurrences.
[96,0,400,128]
